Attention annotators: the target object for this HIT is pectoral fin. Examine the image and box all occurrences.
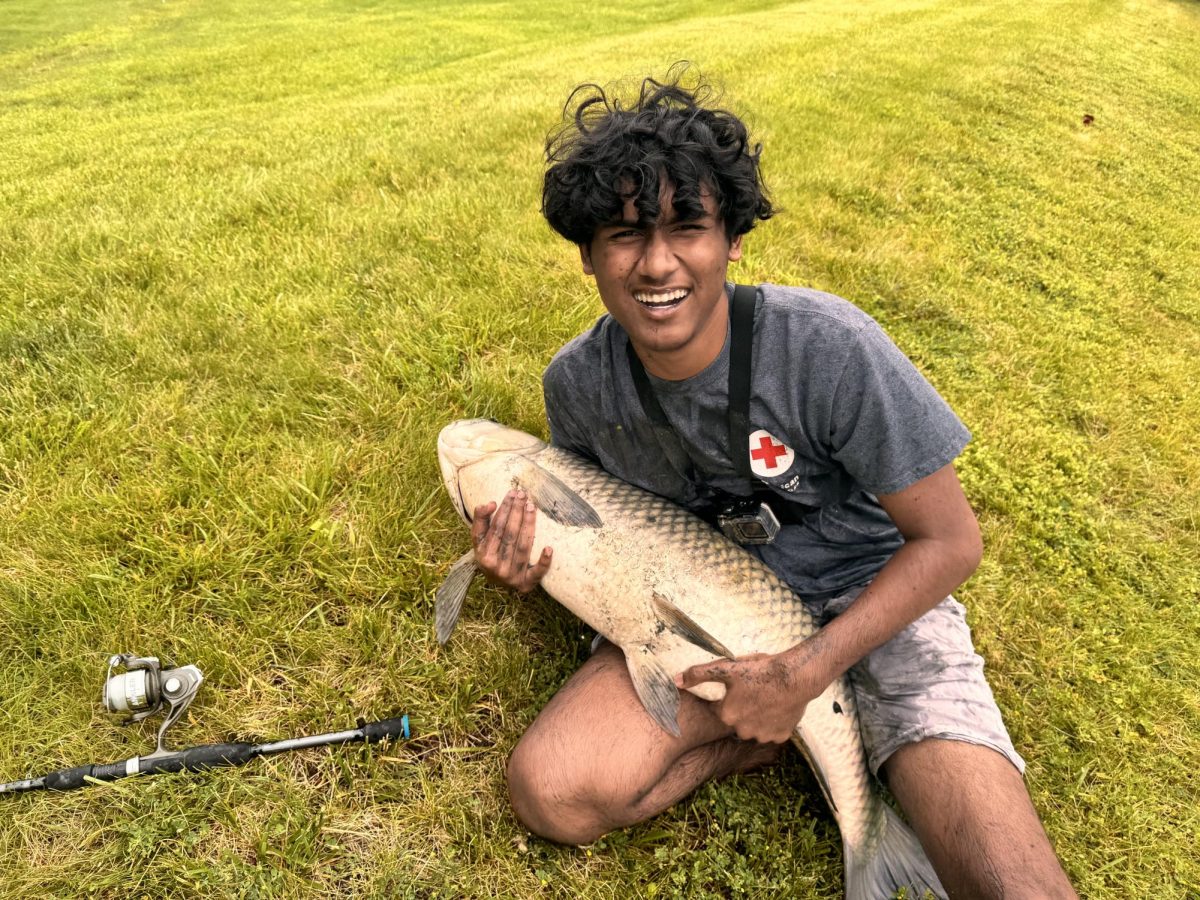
[435,550,478,644]
[651,592,736,659]
[513,459,602,528]
[625,645,682,738]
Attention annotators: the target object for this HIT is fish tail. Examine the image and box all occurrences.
[844,802,946,900]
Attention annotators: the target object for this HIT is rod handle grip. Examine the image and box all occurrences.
[139,743,257,776]
[360,715,410,743]
[43,761,128,791]
[42,744,258,790]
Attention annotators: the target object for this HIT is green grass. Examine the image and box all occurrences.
[1,0,1197,896]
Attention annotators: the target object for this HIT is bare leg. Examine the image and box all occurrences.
[507,642,782,845]
[883,739,1077,900]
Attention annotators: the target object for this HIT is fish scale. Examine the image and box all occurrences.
[537,446,880,849]
[437,420,944,899]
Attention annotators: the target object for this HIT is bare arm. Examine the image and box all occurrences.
[787,461,982,686]
[678,462,982,742]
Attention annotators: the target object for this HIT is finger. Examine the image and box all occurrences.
[675,659,733,690]
[510,499,539,583]
[514,501,538,556]
[495,491,527,566]
[711,699,754,741]
[471,502,497,547]
[518,545,553,592]
[482,492,517,560]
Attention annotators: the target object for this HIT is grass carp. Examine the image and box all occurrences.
[436,419,944,900]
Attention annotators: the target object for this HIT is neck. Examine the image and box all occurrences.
[636,295,730,381]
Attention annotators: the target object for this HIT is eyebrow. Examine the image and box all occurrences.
[602,211,714,230]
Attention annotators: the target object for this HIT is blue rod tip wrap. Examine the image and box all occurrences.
[401,714,410,740]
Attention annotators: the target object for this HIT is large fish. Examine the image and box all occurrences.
[435,419,945,900]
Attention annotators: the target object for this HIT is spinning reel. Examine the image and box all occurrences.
[102,653,204,757]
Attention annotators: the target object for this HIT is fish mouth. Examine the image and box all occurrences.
[437,421,482,525]
[437,419,547,524]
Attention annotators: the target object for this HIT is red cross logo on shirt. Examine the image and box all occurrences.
[748,429,795,478]
[751,435,788,469]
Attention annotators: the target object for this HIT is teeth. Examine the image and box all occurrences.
[633,289,688,306]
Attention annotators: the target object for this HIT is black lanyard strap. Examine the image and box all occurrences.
[625,284,758,479]
[727,284,756,480]
[625,339,671,428]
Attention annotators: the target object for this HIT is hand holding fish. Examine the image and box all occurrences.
[675,650,824,745]
[471,490,553,593]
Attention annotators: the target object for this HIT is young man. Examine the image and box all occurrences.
[471,74,1076,898]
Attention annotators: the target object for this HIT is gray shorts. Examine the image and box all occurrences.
[816,589,1025,777]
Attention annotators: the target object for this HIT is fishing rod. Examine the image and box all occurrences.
[0,653,410,795]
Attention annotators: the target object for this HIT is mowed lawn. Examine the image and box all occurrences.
[1,0,1197,896]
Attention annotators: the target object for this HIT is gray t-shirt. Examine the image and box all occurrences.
[542,283,970,602]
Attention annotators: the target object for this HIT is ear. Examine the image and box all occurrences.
[727,234,744,263]
[579,243,594,275]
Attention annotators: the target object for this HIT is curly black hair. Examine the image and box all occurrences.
[542,65,774,246]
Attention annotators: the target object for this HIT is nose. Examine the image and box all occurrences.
[636,229,677,280]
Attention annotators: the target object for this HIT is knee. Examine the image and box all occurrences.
[506,734,617,846]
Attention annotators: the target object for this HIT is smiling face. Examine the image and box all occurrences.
[579,186,743,381]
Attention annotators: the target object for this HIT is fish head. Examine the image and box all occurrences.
[437,419,547,523]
